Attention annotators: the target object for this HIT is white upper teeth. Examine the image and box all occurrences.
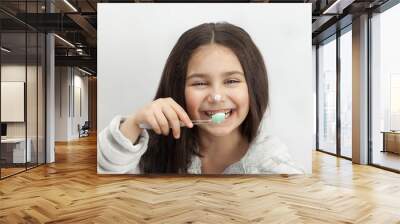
[205,110,232,117]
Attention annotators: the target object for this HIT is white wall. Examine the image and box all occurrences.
[55,67,89,141]
[72,72,89,138]
[55,67,68,141]
[98,3,313,173]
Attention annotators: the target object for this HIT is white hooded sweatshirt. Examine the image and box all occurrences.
[97,115,304,174]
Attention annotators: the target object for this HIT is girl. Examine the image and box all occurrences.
[98,22,304,174]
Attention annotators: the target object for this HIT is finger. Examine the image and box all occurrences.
[153,108,170,136]
[166,98,193,128]
[147,112,162,135]
[161,104,181,139]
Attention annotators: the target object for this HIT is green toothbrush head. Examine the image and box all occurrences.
[211,112,226,124]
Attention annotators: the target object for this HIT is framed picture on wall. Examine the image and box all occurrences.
[1,81,25,122]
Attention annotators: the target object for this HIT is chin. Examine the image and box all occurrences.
[200,125,238,137]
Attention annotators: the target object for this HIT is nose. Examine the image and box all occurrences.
[206,83,226,104]
[208,93,224,104]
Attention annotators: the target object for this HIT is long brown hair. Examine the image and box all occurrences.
[139,22,269,173]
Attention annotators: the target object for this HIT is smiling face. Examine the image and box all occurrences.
[185,44,250,137]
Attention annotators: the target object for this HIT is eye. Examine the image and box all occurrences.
[225,79,240,84]
[192,82,207,86]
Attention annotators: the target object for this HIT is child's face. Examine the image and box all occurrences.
[185,44,249,137]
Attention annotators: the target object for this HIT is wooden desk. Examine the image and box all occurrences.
[381,131,400,154]
[1,138,32,163]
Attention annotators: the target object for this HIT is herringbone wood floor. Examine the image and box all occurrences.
[1,134,400,223]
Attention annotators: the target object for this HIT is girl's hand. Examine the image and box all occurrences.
[122,98,193,141]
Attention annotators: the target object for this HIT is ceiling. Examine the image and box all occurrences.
[0,0,393,75]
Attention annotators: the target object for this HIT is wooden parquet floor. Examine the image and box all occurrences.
[1,134,400,223]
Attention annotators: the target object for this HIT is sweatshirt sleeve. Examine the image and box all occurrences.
[97,115,149,174]
[246,136,305,175]
[266,146,305,175]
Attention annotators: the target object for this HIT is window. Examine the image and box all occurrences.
[371,2,400,171]
[340,28,352,158]
[318,36,337,155]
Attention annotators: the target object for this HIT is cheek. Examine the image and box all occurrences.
[236,86,250,114]
[185,89,202,116]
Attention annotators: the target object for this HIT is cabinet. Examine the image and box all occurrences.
[0,138,32,164]
[382,131,400,154]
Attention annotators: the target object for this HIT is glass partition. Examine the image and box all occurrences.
[0,31,28,178]
[38,31,45,165]
[27,31,38,169]
[0,1,46,179]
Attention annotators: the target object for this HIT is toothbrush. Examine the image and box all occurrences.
[138,112,226,129]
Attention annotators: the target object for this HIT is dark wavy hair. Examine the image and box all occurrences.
[139,22,269,174]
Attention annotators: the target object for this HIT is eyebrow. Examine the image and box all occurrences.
[186,71,244,80]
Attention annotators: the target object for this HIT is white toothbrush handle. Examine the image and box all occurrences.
[139,120,210,129]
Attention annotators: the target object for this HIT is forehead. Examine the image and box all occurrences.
[186,44,244,78]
